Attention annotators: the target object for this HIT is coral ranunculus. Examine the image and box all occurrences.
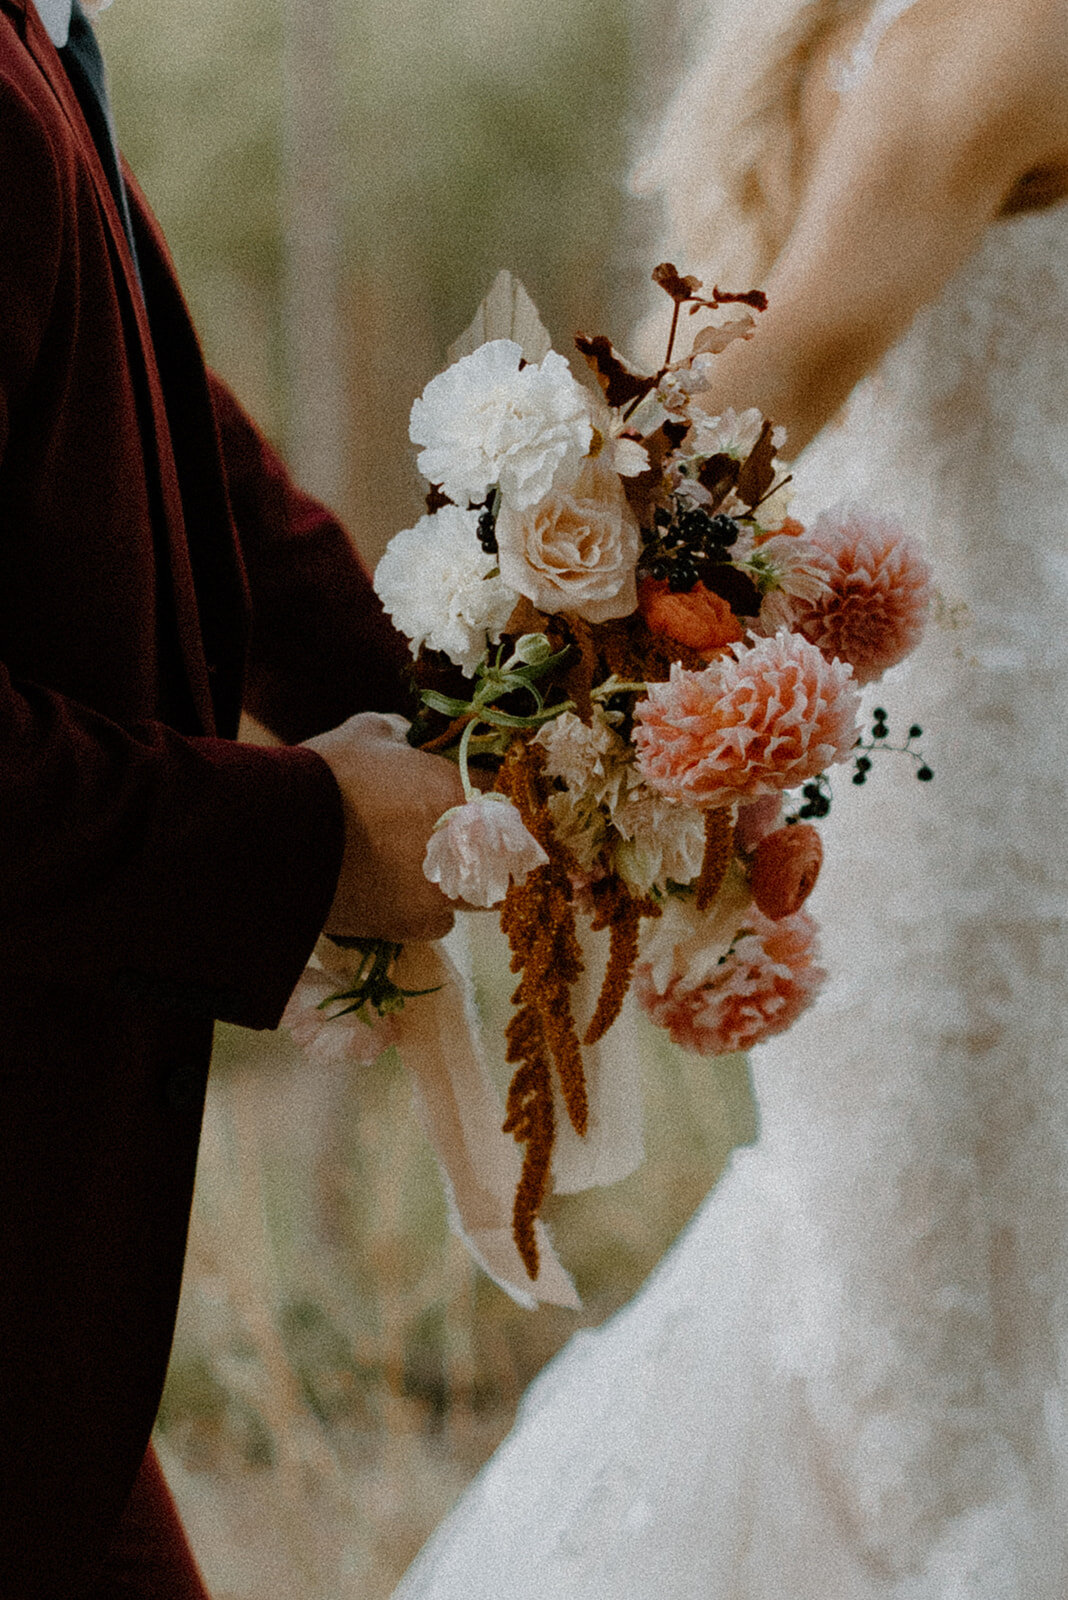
[633,634,861,808]
[633,908,825,1055]
[748,822,823,919]
[788,503,933,684]
[638,576,746,653]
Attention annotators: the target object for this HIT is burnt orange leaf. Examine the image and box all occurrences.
[735,419,777,508]
[574,333,657,409]
[652,262,704,303]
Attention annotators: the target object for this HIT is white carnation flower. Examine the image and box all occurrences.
[423,795,549,908]
[612,783,706,896]
[409,340,593,510]
[374,504,516,675]
[534,709,629,811]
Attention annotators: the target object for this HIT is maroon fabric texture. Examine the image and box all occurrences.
[87,1446,212,1600]
[0,2,411,1593]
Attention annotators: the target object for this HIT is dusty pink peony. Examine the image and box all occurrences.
[786,504,933,684]
[423,795,549,907]
[632,634,861,808]
[633,908,825,1055]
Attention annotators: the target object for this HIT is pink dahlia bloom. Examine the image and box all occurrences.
[633,908,825,1055]
[788,504,933,684]
[423,794,549,907]
[633,634,860,808]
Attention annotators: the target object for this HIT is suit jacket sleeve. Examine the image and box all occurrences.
[0,64,351,1032]
[208,371,415,745]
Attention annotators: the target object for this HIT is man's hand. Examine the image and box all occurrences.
[303,713,465,942]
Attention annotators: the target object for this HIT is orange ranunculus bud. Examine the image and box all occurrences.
[749,823,823,920]
[638,577,746,653]
[754,515,805,546]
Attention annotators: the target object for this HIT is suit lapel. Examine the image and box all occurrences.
[16,0,220,735]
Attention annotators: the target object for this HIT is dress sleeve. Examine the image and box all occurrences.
[208,371,415,744]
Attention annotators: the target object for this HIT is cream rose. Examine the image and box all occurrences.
[495,459,640,622]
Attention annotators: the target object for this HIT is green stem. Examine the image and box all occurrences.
[457,715,480,801]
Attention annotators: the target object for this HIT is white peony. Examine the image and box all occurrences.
[423,795,549,907]
[410,340,593,511]
[374,504,517,675]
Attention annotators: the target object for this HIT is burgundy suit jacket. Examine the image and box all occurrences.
[0,3,410,1592]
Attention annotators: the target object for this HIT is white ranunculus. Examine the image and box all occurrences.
[495,458,640,623]
[374,504,517,675]
[409,340,593,511]
[423,795,549,908]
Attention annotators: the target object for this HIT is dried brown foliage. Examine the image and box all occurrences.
[695,808,736,913]
[735,419,778,509]
[651,262,768,314]
[573,332,657,409]
[582,875,661,1047]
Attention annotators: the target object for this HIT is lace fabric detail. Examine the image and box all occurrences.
[392,199,1068,1600]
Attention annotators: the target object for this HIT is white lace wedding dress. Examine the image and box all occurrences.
[392,48,1068,1600]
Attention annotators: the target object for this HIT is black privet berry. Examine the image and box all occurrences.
[873,707,887,721]
[477,508,498,554]
[916,766,934,782]
[852,772,867,785]
[909,724,923,739]
[855,756,872,773]
[872,723,888,739]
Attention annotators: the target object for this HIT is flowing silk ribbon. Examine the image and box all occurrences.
[388,937,579,1309]
[288,910,646,1307]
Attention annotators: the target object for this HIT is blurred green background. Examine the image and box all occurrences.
[97,2,754,1594]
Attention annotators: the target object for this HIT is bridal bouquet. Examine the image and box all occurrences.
[286,267,933,1306]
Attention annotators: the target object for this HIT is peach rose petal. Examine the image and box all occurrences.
[638,576,746,653]
[495,459,640,623]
